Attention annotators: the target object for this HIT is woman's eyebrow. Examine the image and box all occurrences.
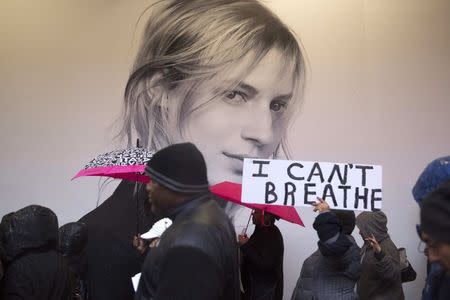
[273,93,293,102]
[238,82,258,96]
[239,82,292,101]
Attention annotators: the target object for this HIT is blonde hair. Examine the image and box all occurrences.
[120,0,306,156]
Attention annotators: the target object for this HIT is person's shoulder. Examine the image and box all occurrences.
[379,237,400,257]
[304,249,321,263]
[168,218,235,255]
[345,234,360,248]
[78,180,135,224]
[171,221,217,245]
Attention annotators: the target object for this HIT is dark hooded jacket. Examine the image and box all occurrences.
[356,211,404,300]
[79,180,157,300]
[240,222,284,300]
[59,222,89,300]
[1,205,72,300]
[0,213,14,281]
[291,211,360,300]
[135,192,240,300]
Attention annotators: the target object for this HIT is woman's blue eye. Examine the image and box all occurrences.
[270,101,287,112]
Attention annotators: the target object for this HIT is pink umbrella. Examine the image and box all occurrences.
[74,152,304,227]
[72,146,153,234]
[73,147,153,183]
[210,181,304,227]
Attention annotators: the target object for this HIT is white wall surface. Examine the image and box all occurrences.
[1,1,449,299]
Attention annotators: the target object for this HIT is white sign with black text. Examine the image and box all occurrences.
[241,158,382,211]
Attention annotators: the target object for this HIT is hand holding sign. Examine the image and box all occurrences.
[312,197,330,213]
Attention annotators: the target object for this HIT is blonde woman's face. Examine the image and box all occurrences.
[170,48,296,184]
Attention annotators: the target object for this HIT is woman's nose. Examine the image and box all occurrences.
[240,105,274,146]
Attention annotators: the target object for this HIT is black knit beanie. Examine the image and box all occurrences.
[333,210,356,235]
[313,212,341,241]
[421,181,450,243]
[145,143,209,194]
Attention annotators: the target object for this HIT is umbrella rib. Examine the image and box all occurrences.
[242,211,252,235]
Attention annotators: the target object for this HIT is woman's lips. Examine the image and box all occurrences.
[223,152,258,175]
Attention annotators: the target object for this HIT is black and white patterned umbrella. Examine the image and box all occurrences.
[73,147,154,183]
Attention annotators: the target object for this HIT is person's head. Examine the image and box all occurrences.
[412,155,450,204]
[145,142,209,216]
[355,210,389,242]
[420,181,450,271]
[333,209,356,235]
[3,205,58,261]
[121,0,306,184]
[58,222,88,276]
[0,212,14,241]
[0,212,14,264]
[252,209,277,227]
[58,222,88,257]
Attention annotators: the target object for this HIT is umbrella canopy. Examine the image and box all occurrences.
[73,152,303,227]
[211,181,304,227]
[73,148,153,183]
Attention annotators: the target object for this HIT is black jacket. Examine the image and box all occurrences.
[135,193,240,300]
[1,205,72,300]
[240,224,284,300]
[79,180,157,300]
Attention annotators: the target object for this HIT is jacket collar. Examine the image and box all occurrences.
[166,192,211,220]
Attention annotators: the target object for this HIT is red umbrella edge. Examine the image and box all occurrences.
[210,181,304,227]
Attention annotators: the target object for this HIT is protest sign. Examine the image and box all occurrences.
[242,158,382,211]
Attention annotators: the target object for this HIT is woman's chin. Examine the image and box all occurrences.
[208,170,243,185]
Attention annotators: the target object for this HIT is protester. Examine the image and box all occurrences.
[0,212,14,282]
[238,209,284,300]
[356,211,404,300]
[413,155,450,205]
[79,180,157,300]
[0,205,72,299]
[135,143,240,300]
[413,155,450,300]
[59,222,89,300]
[418,181,450,299]
[291,199,360,300]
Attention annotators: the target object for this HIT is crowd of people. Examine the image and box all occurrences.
[0,143,449,300]
[1,0,448,299]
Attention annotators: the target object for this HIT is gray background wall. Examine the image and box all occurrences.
[1,0,450,299]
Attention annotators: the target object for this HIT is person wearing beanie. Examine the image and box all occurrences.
[291,198,360,300]
[414,156,450,300]
[333,210,356,236]
[356,211,404,300]
[413,155,450,204]
[238,209,284,300]
[135,143,240,300]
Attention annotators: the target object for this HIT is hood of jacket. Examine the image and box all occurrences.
[4,205,58,261]
[356,210,389,242]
